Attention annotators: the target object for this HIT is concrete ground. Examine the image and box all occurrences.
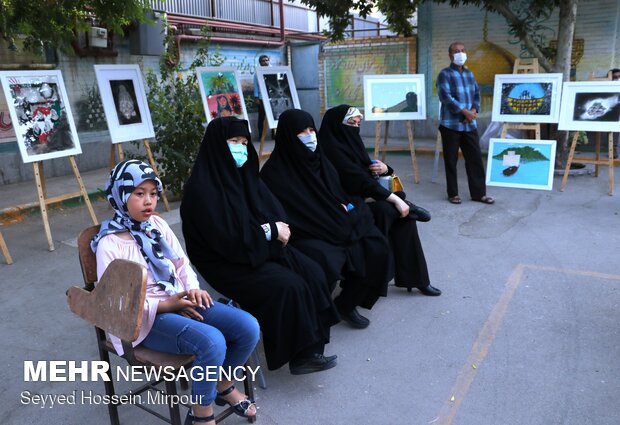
[1,141,619,425]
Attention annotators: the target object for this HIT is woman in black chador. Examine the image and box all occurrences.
[180,117,339,375]
[260,109,392,329]
[319,104,441,296]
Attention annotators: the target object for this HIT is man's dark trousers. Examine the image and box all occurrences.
[439,125,486,200]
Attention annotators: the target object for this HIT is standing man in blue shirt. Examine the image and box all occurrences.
[436,41,494,205]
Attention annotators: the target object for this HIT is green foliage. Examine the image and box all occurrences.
[0,0,153,53]
[143,26,222,195]
[302,0,559,43]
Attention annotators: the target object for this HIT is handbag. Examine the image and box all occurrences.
[377,175,405,192]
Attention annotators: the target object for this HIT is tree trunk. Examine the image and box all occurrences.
[554,0,578,168]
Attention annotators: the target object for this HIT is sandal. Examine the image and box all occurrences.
[214,385,256,418]
[448,196,462,204]
[474,196,495,204]
[185,410,215,425]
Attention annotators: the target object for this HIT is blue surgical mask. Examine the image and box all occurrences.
[228,143,248,168]
[298,132,318,152]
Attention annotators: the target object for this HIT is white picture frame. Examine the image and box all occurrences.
[94,64,155,143]
[558,81,620,132]
[491,73,564,123]
[196,67,251,131]
[486,138,557,191]
[363,74,426,121]
[256,66,300,130]
[0,70,82,163]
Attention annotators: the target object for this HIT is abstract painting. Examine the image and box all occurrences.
[559,81,620,132]
[0,70,81,163]
[256,66,301,129]
[94,64,154,143]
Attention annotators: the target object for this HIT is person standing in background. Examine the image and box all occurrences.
[253,55,271,140]
[436,41,494,205]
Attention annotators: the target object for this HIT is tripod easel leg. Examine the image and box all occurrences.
[143,140,170,211]
[0,230,13,265]
[374,121,381,159]
[381,121,390,163]
[33,162,54,251]
[405,121,419,184]
[560,133,580,192]
[258,116,271,161]
[607,132,614,196]
[68,156,98,225]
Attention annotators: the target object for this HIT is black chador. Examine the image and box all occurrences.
[180,117,339,371]
[320,104,437,294]
[260,109,392,323]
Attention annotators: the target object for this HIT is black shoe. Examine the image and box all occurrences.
[289,353,338,375]
[418,285,442,296]
[338,306,370,329]
[405,200,431,222]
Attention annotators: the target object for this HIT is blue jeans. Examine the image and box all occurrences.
[142,301,260,405]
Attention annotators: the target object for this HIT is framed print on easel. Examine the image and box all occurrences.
[196,67,250,127]
[363,74,426,183]
[0,69,97,252]
[255,66,300,130]
[94,64,169,210]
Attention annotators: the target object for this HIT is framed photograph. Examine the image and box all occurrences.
[256,66,300,129]
[0,70,81,163]
[486,138,557,191]
[94,64,154,143]
[363,74,426,121]
[558,81,620,132]
[196,67,250,130]
[491,73,563,123]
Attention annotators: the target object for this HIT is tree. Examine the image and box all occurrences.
[303,0,578,166]
[0,0,153,52]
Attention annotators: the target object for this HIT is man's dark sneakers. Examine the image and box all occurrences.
[289,353,338,375]
[338,306,370,329]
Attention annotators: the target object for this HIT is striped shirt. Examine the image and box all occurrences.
[436,63,481,132]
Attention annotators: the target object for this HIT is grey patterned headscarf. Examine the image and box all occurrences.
[91,160,179,295]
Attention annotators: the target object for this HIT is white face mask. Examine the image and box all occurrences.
[298,132,317,152]
[453,52,467,66]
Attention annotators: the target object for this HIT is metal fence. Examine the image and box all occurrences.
[150,0,316,31]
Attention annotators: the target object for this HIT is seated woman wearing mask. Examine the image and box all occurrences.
[320,105,441,297]
[181,117,340,375]
[260,109,392,329]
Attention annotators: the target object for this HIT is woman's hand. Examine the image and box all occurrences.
[275,221,290,246]
[387,193,410,218]
[368,160,388,176]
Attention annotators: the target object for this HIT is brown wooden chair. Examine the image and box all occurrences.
[67,225,256,425]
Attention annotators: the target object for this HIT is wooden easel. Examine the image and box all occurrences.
[257,116,273,161]
[109,140,170,211]
[0,230,13,264]
[500,58,542,141]
[34,156,98,251]
[560,132,614,195]
[560,71,615,195]
[373,120,419,183]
